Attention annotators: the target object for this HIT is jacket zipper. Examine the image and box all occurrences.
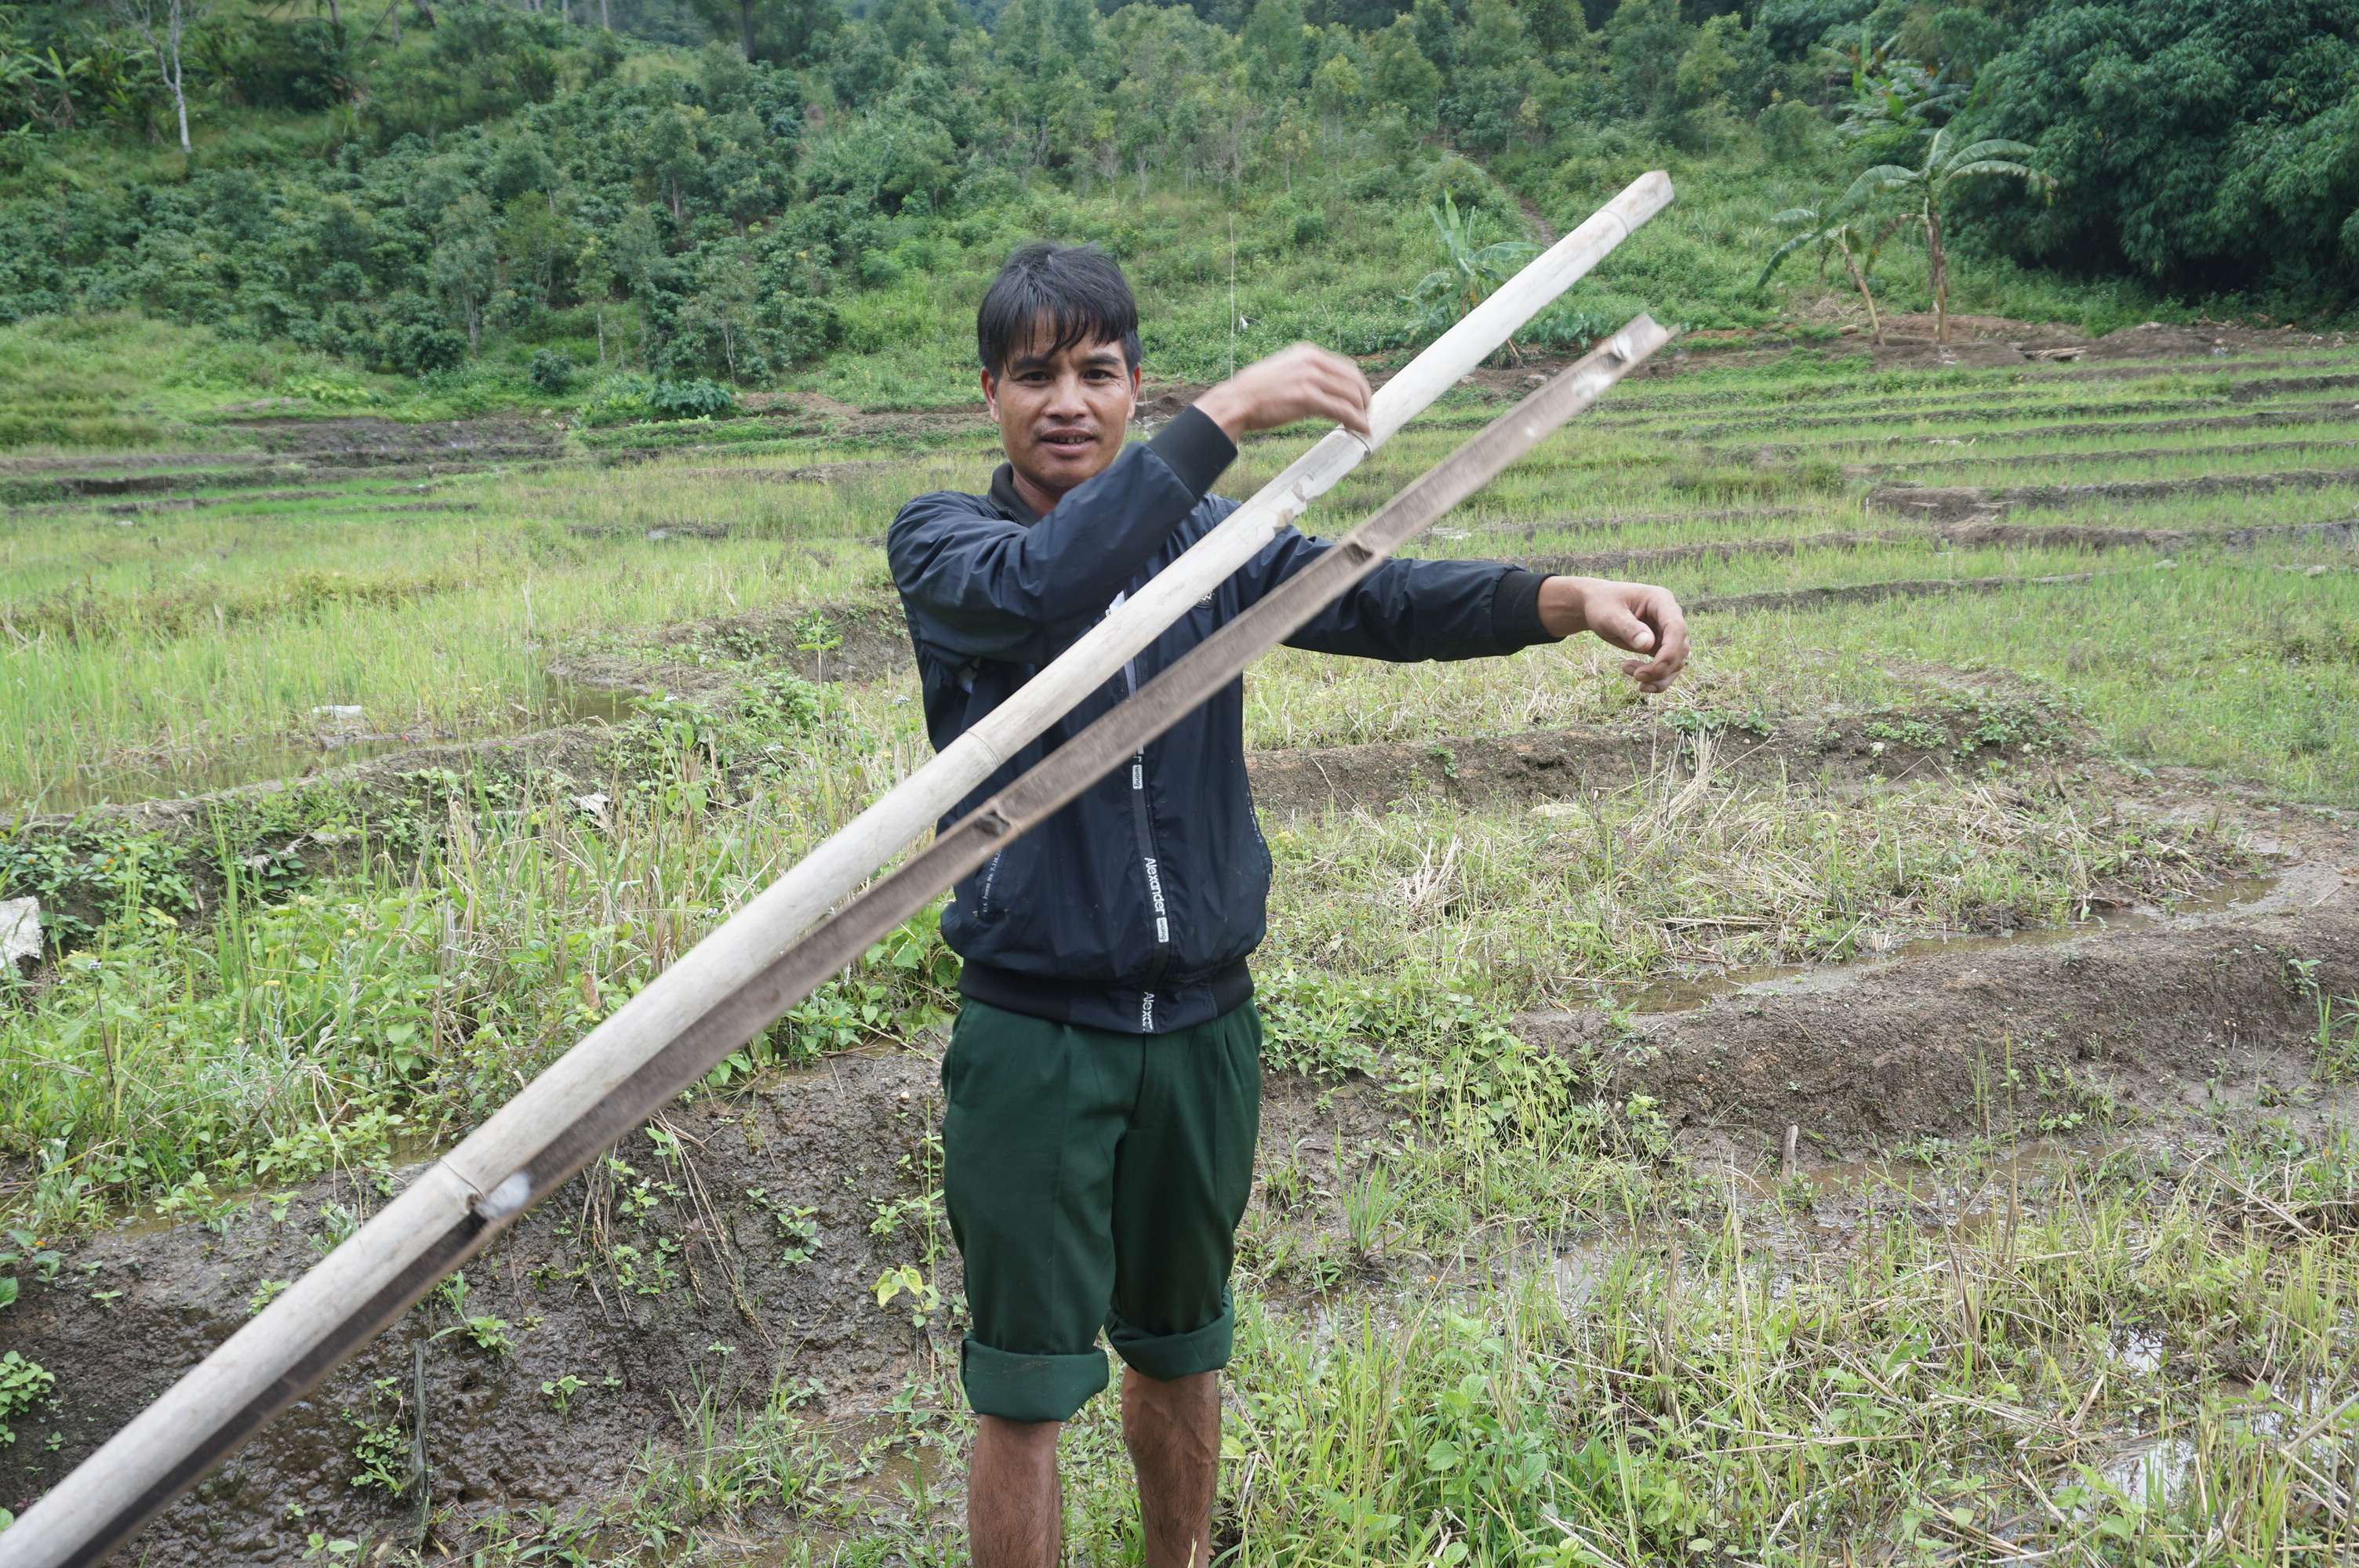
[1111,593,1171,1027]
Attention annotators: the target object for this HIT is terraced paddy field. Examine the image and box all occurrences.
[5,325,2359,1564]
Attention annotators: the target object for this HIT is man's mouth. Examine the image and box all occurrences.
[1038,430,1096,454]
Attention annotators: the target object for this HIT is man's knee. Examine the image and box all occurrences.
[1121,1366,1219,1437]
[978,1413,1063,1454]
[1122,1365,1216,1399]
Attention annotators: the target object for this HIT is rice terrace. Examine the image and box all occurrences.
[5,2,2359,1564]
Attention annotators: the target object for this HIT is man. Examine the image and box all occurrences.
[888,242,1686,1567]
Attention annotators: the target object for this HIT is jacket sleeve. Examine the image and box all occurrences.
[1242,521,1561,662]
[887,408,1236,662]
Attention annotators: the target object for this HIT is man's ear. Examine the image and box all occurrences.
[980,368,998,421]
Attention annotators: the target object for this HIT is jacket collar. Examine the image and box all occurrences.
[987,463,1041,525]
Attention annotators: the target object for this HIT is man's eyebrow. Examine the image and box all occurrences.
[1006,346,1125,374]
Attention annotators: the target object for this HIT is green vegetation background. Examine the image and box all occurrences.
[3,0,2357,444]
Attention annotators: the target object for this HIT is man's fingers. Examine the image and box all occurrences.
[1319,361,1372,434]
[1588,602,1656,655]
[1600,586,1688,693]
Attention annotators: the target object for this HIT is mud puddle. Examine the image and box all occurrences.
[20,673,641,816]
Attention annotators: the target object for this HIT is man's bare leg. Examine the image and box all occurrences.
[971,1415,1061,1568]
[1122,1367,1220,1568]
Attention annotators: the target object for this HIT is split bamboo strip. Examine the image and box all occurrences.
[2,176,1671,1566]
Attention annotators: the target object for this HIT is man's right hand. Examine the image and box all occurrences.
[1194,343,1373,441]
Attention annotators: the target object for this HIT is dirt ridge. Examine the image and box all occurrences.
[1504,517,2359,576]
[1844,435,2359,479]
[1721,405,2359,459]
[1870,467,2359,520]
[1686,572,2106,615]
[1524,897,2359,1158]
[1244,706,2087,821]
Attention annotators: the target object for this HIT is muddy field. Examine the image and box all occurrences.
[5,322,2359,1563]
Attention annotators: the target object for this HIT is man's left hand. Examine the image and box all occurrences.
[1536,575,1689,694]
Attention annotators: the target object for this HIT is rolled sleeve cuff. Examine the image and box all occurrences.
[1148,405,1238,500]
[1491,567,1554,647]
[960,1337,1110,1424]
[1107,1295,1237,1383]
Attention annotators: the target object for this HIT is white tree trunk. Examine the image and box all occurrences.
[168,0,189,154]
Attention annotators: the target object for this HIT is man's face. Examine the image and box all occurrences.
[982,331,1140,503]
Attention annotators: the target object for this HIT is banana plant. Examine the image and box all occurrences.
[1405,192,1539,364]
[1757,200,1889,345]
[27,46,88,132]
[1841,123,2055,343]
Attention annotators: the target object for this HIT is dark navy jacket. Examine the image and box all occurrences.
[888,407,1559,1034]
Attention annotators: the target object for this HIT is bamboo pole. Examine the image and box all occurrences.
[2,176,1670,1567]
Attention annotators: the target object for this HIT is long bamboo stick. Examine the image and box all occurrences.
[2,177,1671,1566]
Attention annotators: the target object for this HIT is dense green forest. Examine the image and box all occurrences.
[2,0,2354,437]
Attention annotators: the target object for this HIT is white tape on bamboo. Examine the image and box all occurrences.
[2,171,1670,1566]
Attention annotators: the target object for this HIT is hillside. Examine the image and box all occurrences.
[4,0,2353,446]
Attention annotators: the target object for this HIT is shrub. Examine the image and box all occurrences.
[646,378,737,419]
[581,372,656,425]
[1757,98,1823,162]
[379,321,467,377]
[527,350,576,394]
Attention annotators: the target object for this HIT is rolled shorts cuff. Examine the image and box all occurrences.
[1107,1298,1236,1383]
[960,1337,1110,1424]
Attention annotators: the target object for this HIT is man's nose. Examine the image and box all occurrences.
[1043,372,1089,419]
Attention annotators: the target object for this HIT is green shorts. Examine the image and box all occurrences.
[940,997,1262,1424]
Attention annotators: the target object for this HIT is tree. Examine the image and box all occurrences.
[431,191,499,352]
[1841,123,2051,343]
[692,0,763,60]
[1241,0,1306,95]
[1970,0,2359,297]
[639,104,705,223]
[1755,199,1887,343]
[1605,0,1687,124]
[1829,25,1964,159]
[1367,16,1440,132]
[112,0,203,154]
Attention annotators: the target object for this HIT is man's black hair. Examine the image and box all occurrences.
[976,241,1142,379]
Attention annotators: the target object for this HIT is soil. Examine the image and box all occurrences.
[1870,468,2359,521]
[1728,405,2359,459]
[1456,506,1805,542]
[1242,702,2090,822]
[220,416,567,466]
[1509,517,2359,577]
[1525,882,2359,1160]
[13,486,342,517]
[0,1051,1394,1565]
[1593,394,2226,442]
[1685,572,2105,615]
[1845,436,2359,480]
